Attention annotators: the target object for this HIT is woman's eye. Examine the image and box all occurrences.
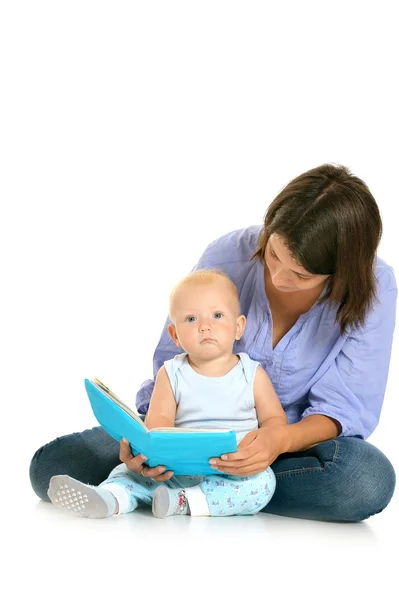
[213,312,223,319]
[270,248,277,259]
[186,316,196,322]
[296,273,310,281]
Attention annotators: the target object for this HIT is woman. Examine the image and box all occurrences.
[30,164,397,521]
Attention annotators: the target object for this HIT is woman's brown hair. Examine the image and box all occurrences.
[251,164,383,334]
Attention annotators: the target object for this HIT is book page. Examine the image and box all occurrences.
[92,379,232,435]
[93,378,149,432]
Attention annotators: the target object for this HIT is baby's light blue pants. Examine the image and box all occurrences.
[100,464,276,516]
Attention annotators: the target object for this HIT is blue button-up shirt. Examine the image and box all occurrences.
[136,226,397,439]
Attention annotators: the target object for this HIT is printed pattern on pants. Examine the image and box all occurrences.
[100,464,276,516]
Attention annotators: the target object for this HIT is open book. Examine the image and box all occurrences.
[85,378,237,476]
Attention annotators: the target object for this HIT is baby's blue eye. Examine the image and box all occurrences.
[213,312,223,319]
[186,316,197,322]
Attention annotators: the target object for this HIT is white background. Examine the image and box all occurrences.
[1,2,398,598]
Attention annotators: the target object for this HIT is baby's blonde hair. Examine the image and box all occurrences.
[169,269,240,321]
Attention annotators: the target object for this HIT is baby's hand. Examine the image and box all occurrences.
[119,439,174,482]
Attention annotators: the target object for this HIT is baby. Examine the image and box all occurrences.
[48,269,287,518]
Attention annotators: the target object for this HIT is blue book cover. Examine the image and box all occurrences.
[85,378,237,476]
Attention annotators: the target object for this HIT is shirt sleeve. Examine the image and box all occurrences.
[302,285,397,439]
[135,248,212,414]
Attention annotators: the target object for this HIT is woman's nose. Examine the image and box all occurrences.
[271,268,291,287]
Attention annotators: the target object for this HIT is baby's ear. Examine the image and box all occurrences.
[235,315,246,340]
[167,323,181,347]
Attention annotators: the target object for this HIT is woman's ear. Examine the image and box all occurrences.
[167,323,181,347]
[235,315,246,340]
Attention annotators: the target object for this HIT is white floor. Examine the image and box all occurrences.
[3,4,399,598]
[3,383,397,599]
[6,448,398,600]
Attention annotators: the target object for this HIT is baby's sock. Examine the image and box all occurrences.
[152,486,190,518]
[48,475,118,519]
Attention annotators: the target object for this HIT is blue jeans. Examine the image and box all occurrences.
[29,425,396,522]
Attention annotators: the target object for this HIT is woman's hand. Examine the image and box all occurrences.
[119,438,174,482]
[209,422,291,476]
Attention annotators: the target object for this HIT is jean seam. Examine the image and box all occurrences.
[274,440,340,479]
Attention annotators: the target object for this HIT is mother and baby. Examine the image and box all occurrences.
[30,164,397,521]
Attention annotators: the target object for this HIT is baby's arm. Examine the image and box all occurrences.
[144,365,177,429]
[253,365,288,428]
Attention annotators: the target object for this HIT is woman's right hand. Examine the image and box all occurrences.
[119,438,174,482]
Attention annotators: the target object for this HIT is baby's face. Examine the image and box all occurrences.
[169,281,244,359]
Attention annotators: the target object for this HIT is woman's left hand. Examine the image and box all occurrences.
[209,422,291,476]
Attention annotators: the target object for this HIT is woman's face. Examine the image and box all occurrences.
[264,233,330,292]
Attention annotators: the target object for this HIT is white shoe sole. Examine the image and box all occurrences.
[47,475,110,519]
[152,486,173,519]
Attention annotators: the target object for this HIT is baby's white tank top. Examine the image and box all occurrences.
[163,352,260,443]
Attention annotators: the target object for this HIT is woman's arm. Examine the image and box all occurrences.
[255,365,340,452]
[284,414,341,452]
[302,285,397,439]
[210,414,341,476]
[254,366,339,451]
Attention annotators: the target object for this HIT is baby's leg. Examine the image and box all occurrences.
[151,476,203,518]
[152,470,276,518]
[190,468,276,516]
[99,463,162,514]
[47,465,166,519]
[48,475,118,518]
[101,466,202,515]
